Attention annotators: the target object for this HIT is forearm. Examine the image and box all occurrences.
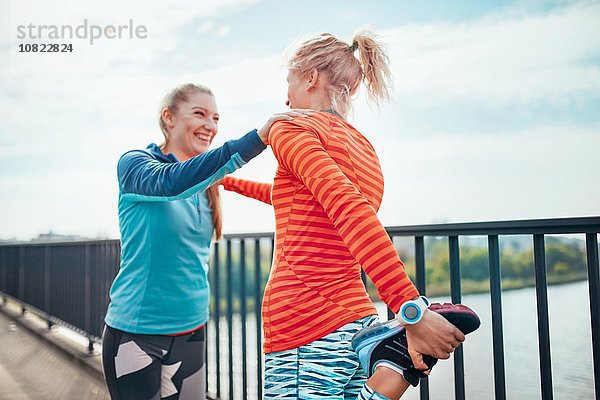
[119,130,266,202]
[222,176,273,205]
[321,195,419,312]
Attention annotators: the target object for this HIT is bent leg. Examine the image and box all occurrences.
[364,367,410,399]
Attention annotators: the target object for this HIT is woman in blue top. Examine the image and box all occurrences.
[101,83,308,400]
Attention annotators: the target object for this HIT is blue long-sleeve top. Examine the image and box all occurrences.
[105,129,266,334]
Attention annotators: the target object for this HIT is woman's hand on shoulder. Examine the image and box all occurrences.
[257,109,313,145]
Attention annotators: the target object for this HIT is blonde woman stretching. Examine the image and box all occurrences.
[223,31,479,399]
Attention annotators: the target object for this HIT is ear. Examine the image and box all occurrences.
[161,107,174,129]
[306,68,319,90]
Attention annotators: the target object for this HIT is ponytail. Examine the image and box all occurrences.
[351,31,392,106]
[288,30,392,116]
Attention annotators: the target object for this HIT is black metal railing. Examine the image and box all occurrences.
[378,217,600,400]
[0,217,599,400]
[0,240,120,350]
[208,234,274,400]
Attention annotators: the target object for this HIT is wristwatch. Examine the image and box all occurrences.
[397,296,430,325]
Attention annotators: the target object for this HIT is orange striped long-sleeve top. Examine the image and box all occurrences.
[224,111,419,353]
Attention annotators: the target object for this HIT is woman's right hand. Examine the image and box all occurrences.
[257,109,313,145]
[404,309,465,370]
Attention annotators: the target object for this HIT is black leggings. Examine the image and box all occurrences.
[102,326,206,400]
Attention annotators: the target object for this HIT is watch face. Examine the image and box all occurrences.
[404,304,419,320]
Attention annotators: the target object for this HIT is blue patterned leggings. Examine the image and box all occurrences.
[264,316,389,399]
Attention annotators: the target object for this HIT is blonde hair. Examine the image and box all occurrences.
[158,83,223,240]
[288,30,392,116]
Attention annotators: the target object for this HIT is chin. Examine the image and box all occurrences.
[194,146,210,155]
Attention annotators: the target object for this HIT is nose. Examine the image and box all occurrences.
[204,118,217,133]
[285,100,290,107]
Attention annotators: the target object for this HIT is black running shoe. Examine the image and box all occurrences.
[351,303,481,386]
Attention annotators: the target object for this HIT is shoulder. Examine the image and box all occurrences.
[270,112,332,142]
[118,143,165,165]
[118,149,153,166]
[116,148,158,180]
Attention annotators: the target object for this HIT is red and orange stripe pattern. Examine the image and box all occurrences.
[224,112,419,353]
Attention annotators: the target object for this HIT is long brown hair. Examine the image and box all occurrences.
[158,83,223,240]
[287,30,392,117]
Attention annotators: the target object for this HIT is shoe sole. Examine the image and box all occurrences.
[429,303,481,335]
[351,319,404,355]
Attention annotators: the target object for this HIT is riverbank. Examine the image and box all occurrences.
[422,273,588,297]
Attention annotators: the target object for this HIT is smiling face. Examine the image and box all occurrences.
[163,92,219,160]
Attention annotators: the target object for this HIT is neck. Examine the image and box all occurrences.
[308,95,346,118]
[307,89,333,112]
[309,99,332,112]
[161,144,191,161]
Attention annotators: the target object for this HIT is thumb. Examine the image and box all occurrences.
[410,350,428,371]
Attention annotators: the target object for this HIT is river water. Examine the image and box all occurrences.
[207,280,595,399]
[397,280,594,400]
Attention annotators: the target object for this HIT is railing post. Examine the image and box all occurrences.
[415,237,427,295]
[414,236,430,400]
[240,240,248,400]
[254,238,263,400]
[0,247,5,294]
[533,234,553,400]
[586,233,600,398]
[84,243,91,337]
[19,247,25,314]
[226,239,234,399]
[213,241,221,398]
[45,245,52,330]
[488,235,506,400]
[449,236,465,400]
[0,247,5,305]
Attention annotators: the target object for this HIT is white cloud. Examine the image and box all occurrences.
[1,0,599,239]
[0,170,119,239]
[381,1,600,107]
[375,123,600,225]
[197,21,216,33]
[215,25,232,37]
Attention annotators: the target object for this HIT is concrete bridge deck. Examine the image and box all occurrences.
[0,302,109,400]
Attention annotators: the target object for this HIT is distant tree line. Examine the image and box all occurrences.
[383,236,589,296]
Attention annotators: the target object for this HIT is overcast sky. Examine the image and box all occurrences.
[1,0,599,240]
